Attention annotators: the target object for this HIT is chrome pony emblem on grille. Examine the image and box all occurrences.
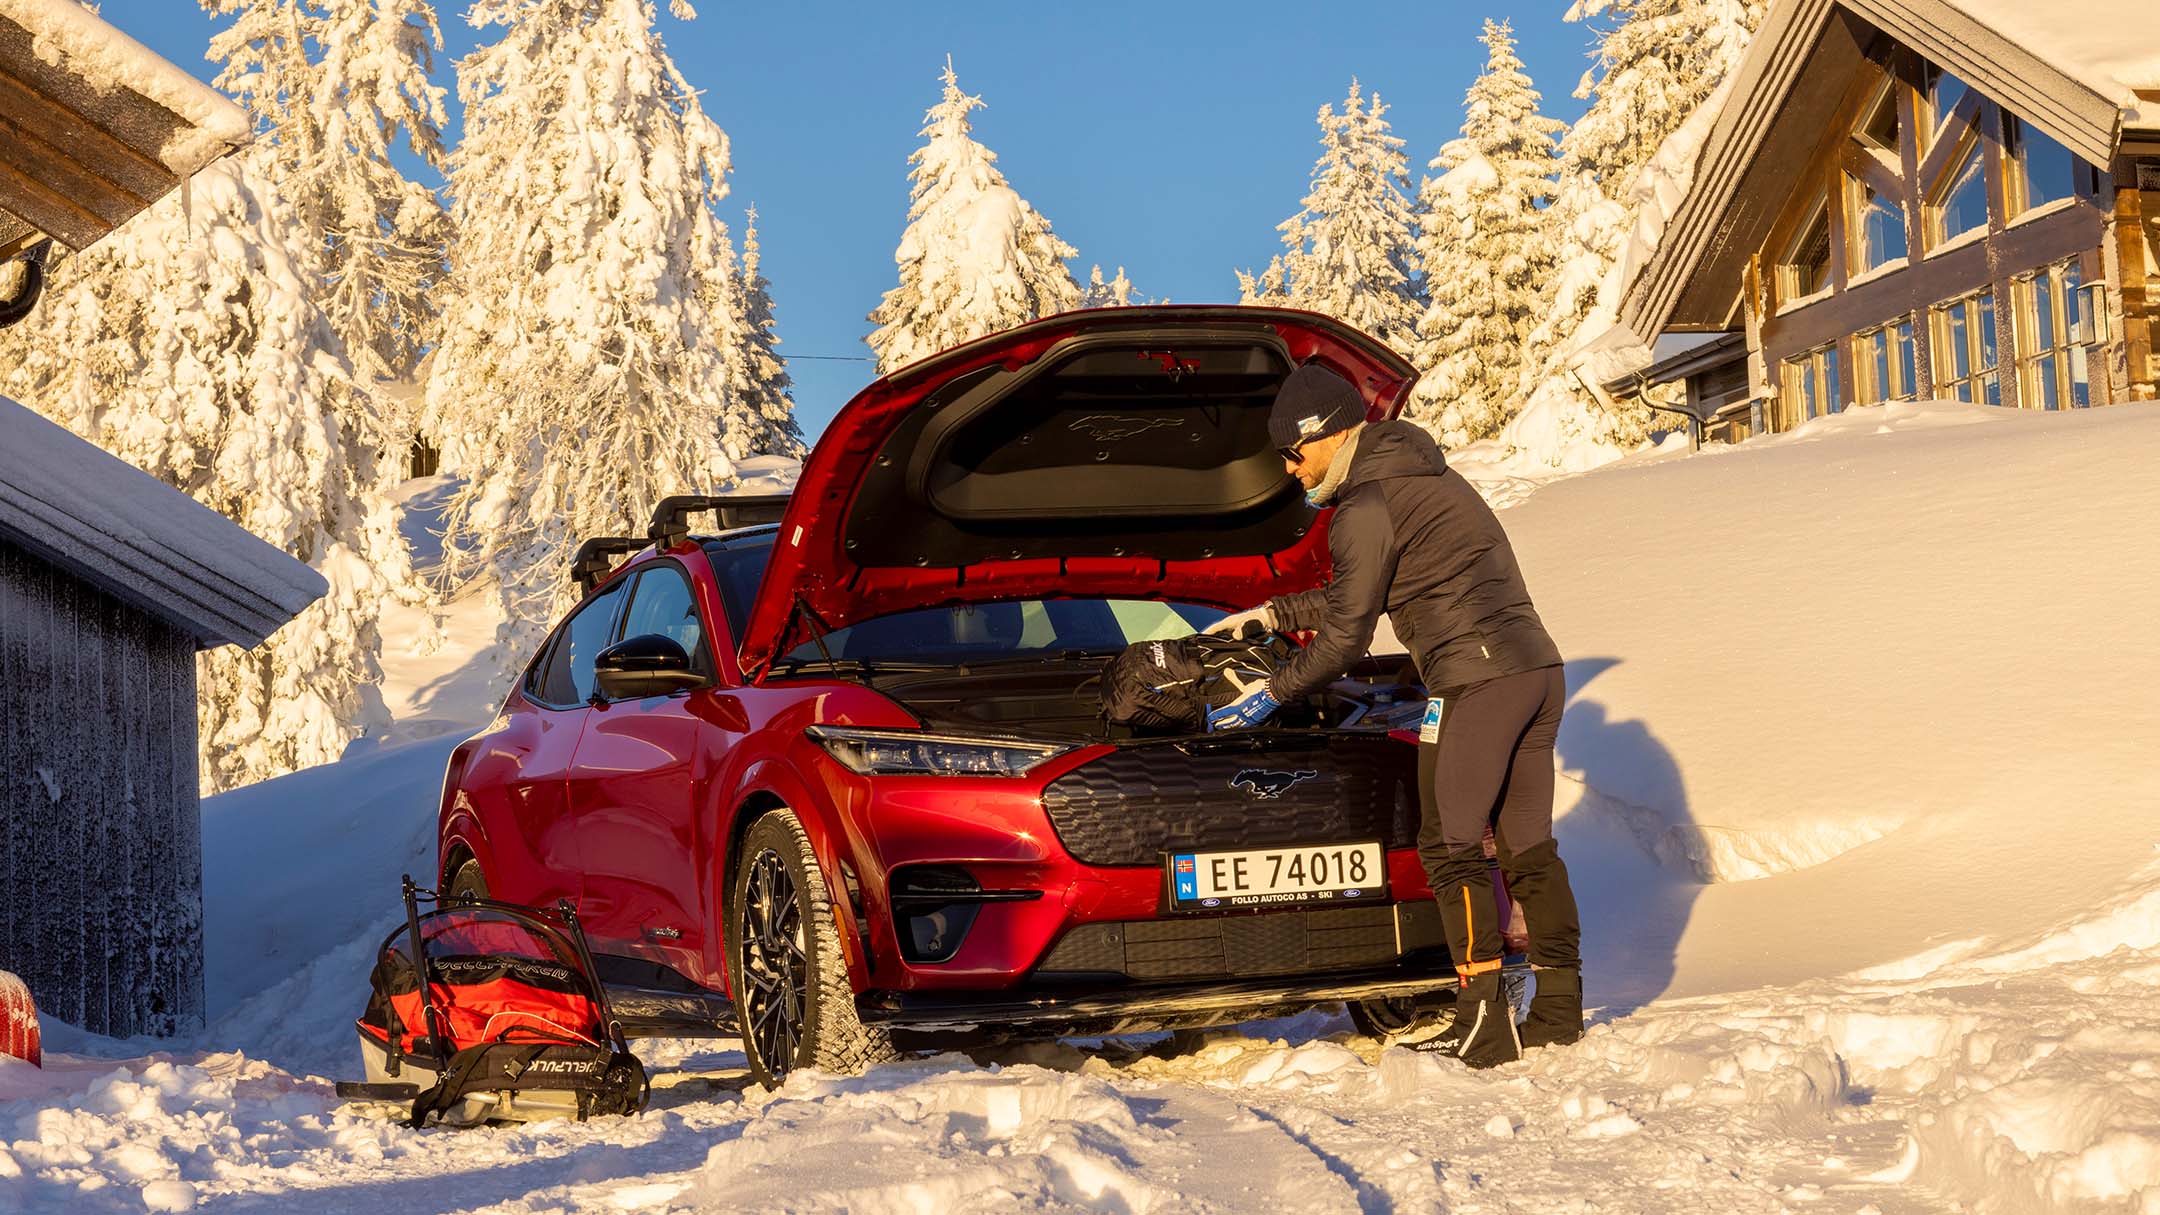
[1070,414,1180,442]
[1230,768,1317,799]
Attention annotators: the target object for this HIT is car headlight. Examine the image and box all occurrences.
[806,726,1076,777]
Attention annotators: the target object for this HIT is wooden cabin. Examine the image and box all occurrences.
[0,2,319,1037]
[1617,0,2160,433]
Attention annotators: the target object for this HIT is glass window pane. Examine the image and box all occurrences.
[1788,203,1833,296]
[1823,346,1843,414]
[1895,320,1917,397]
[1981,371,2000,406]
[1927,66,1969,135]
[1978,293,1997,370]
[2034,354,2059,409]
[1947,303,1971,378]
[546,580,625,705]
[1861,87,1899,150]
[2069,345,2090,407]
[2034,273,2056,349]
[621,566,709,676]
[1869,330,1890,403]
[1850,175,1908,272]
[2007,116,2076,211]
[1933,141,1988,244]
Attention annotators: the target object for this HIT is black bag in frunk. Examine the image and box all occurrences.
[335,877,648,1127]
[1100,631,1294,733]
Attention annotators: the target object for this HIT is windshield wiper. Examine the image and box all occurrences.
[768,656,948,676]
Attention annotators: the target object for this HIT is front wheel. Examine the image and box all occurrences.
[729,809,894,1086]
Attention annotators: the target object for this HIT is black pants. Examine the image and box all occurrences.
[1415,664,1581,977]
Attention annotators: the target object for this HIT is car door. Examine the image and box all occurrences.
[496,578,627,908]
[566,560,718,973]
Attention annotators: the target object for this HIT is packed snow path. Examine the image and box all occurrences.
[16,919,2160,1215]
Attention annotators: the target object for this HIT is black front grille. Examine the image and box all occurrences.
[1038,733,1418,866]
[1036,902,1438,981]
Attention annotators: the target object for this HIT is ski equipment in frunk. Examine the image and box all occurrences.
[336,877,647,1126]
[1100,631,1296,733]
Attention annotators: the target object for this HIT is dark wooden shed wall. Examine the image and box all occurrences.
[1,535,202,1036]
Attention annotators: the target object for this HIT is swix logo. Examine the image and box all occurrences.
[1147,641,1168,669]
[1230,769,1318,799]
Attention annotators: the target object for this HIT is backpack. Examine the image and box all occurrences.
[338,879,647,1127]
[1100,632,1294,733]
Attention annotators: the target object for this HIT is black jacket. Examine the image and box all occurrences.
[1266,419,1561,701]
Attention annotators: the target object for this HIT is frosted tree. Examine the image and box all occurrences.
[428,0,744,672]
[867,60,1082,375]
[1080,264,1145,307]
[722,206,804,459]
[1523,0,1765,448]
[1243,81,1422,358]
[204,0,451,456]
[1409,20,1566,445]
[0,156,403,792]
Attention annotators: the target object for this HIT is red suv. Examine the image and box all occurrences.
[436,306,1468,1083]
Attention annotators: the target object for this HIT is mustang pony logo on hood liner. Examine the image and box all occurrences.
[1069,414,1182,442]
[1230,769,1318,799]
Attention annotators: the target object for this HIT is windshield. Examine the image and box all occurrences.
[780,598,1219,668]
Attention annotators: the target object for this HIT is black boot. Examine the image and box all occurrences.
[1518,967,1583,1049]
[1403,972,1519,1067]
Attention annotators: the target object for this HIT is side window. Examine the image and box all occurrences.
[529,580,626,706]
[702,538,775,634]
[619,565,714,679]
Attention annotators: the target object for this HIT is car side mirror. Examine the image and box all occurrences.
[594,633,703,700]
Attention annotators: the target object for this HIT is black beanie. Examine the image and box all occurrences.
[1268,364,1365,450]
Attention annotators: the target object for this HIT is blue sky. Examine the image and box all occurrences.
[100,1,1603,441]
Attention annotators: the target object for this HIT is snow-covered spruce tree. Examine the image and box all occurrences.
[204,0,451,457]
[0,155,398,792]
[1408,20,1566,446]
[1522,0,1764,449]
[867,60,1082,375]
[721,206,804,460]
[428,0,743,674]
[1080,264,1145,308]
[1249,80,1423,359]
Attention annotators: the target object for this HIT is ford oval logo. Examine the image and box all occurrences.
[1230,769,1317,799]
[1202,898,1221,908]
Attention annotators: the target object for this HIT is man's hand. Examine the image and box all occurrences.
[1207,683,1280,731]
[1203,604,1275,639]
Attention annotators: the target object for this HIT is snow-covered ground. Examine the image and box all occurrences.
[7,403,2160,1213]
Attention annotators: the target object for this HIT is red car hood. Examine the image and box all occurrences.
[738,306,1415,679]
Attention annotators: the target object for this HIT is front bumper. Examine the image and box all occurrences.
[858,964,1464,1042]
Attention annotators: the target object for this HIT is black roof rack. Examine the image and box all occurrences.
[569,536,647,596]
[646,493,792,552]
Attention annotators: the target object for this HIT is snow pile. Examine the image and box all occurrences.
[6,402,2159,1212]
[1943,0,2160,118]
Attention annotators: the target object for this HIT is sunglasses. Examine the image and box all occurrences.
[1277,441,1310,463]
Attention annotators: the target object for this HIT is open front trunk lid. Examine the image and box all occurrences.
[738,306,1415,679]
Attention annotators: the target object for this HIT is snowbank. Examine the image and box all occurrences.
[7,403,2158,1213]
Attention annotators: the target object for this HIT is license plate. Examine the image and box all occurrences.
[1167,842,1387,910]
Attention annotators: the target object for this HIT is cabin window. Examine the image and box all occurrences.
[1858,83,1899,152]
[1846,173,1907,274]
[1779,199,1833,302]
[1922,65,1970,150]
[2001,115,2079,216]
[1780,341,1843,423]
[1926,136,1988,248]
[1854,318,1918,404]
[1931,289,1999,405]
[2013,260,2091,410]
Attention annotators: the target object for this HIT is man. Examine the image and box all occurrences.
[1204,363,1582,1069]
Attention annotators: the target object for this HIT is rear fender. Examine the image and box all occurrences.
[721,759,872,997]
[437,739,489,889]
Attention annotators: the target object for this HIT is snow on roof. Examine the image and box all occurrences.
[0,0,250,250]
[1941,0,2160,127]
[0,395,324,649]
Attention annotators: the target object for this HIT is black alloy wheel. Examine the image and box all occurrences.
[739,848,808,1070]
[728,809,895,1086]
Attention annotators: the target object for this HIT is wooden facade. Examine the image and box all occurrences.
[0,538,202,1037]
[1617,0,2160,437]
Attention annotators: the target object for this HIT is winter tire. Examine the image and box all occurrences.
[729,809,894,1086]
[444,858,489,904]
